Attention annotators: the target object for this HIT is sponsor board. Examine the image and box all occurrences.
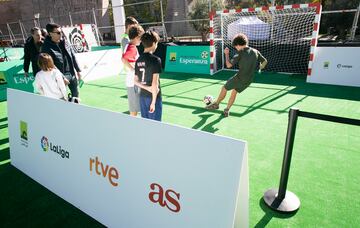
[165,46,210,74]
[8,89,248,227]
[308,47,360,87]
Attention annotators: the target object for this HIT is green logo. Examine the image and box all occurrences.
[323,61,329,69]
[201,51,208,59]
[170,52,176,62]
[0,72,7,84]
[20,121,28,141]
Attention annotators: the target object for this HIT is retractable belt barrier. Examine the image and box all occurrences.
[264,107,360,213]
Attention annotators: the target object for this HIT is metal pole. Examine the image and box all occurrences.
[209,0,211,12]
[69,12,73,26]
[19,20,26,43]
[6,23,14,45]
[92,8,101,46]
[159,0,167,41]
[277,108,299,200]
[220,14,224,70]
[263,107,300,213]
[350,3,360,41]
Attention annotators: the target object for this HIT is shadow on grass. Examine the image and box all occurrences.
[201,115,224,133]
[0,137,9,145]
[192,114,213,130]
[0,165,104,227]
[254,196,298,228]
[0,117,8,123]
[162,72,360,101]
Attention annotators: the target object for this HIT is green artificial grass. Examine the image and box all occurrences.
[1,71,359,227]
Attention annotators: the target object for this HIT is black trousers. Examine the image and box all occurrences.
[68,75,79,98]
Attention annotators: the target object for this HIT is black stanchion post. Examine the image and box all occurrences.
[263,107,301,213]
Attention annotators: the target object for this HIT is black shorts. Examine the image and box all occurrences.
[224,75,250,93]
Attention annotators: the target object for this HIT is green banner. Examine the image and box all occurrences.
[0,60,34,101]
[165,46,210,74]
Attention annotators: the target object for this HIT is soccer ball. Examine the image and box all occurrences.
[203,95,214,105]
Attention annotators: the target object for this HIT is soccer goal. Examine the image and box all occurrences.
[209,4,322,75]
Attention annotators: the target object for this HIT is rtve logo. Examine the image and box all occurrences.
[40,136,70,159]
[90,156,119,187]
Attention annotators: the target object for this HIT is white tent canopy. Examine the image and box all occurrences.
[227,16,270,41]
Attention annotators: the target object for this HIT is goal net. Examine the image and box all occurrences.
[210,4,322,75]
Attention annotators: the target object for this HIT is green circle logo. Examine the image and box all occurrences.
[201,51,208,59]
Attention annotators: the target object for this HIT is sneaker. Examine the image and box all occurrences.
[205,102,219,110]
[223,108,230,117]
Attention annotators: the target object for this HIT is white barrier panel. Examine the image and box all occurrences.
[75,48,123,82]
[112,0,126,43]
[8,89,249,228]
[308,47,360,87]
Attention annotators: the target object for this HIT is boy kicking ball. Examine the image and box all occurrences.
[206,33,268,117]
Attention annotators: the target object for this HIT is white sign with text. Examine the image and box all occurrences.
[308,47,360,87]
[8,89,249,228]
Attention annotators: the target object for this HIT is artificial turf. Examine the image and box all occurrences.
[0,71,359,227]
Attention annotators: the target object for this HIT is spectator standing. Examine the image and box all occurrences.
[23,27,43,77]
[41,23,82,99]
[134,31,163,121]
[122,24,144,117]
[121,16,139,53]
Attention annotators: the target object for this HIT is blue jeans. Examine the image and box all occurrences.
[140,96,162,121]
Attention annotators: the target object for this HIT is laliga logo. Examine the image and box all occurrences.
[40,136,70,159]
[41,136,49,152]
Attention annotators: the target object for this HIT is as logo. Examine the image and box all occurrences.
[149,183,181,213]
[201,51,208,59]
[170,52,176,62]
[41,136,49,152]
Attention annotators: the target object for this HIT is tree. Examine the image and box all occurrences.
[226,0,271,8]
[188,0,224,41]
[123,0,167,25]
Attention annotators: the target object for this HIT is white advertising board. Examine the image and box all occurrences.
[308,47,360,87]
[75,48,123,82]
[7,89,249,228]
[112,0,126,43]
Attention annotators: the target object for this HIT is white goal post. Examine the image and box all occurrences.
[209,3,322,75]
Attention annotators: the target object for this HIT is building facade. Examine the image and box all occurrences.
[0,0,110,44]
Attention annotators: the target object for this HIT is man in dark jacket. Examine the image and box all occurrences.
[41,23,82,98]
[23,27,43,77]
